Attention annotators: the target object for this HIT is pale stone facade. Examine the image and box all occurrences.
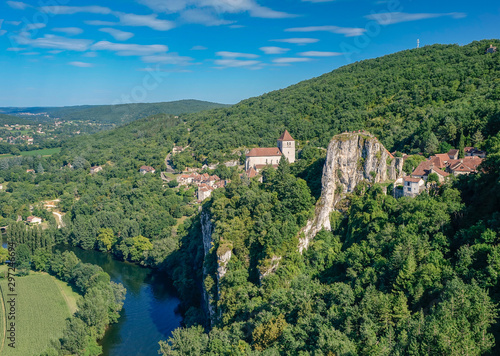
[245,130,295,171]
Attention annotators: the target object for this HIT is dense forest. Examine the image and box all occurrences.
[0,113,36,125]
[0,39,499,355]
[1,99,229,125]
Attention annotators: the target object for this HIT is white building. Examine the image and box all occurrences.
[245,130,295,171]
[27,216,42,224]
[403,177,424,197]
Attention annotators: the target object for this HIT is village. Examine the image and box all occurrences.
[16,129,486,228]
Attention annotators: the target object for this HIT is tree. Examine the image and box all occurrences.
[60,317,89,354]
[96,228,115,252]
[36,162,44,174]
[459,130,465,159]
[427,172,440,185]
[0,247,8,263]
[425,132,439,155]
[159,325,209,356]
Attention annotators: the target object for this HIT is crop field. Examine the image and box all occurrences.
[20,148,61,157]
[0,272,80,356]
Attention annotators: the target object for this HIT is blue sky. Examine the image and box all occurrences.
[0,0,499,107]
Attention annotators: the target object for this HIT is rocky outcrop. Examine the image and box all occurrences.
[200,211,216,322]
[299,132,403,252]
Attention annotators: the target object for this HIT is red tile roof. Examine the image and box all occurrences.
[404,176,422,183]
[246,147,282,157]
[255,164,279,170]
[412,157,446,177]
[277,130,294,141]
[246,167,258,178]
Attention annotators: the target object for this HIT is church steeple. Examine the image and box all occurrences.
[277,130,295,163]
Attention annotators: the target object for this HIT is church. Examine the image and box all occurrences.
[245,130,295,172]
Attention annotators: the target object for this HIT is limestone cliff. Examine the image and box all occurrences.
[299,132,403,252]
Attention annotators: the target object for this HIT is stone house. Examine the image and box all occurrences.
[403,177,425,197]
[245,130,295,171]
[27,216,42,224]
[140,165,156,174]
[90,166,103,174]
[464,147,486,158]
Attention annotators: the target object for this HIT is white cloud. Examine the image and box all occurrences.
[40,6,112,15]
[286,25,366,37]
[52,27,84,35]
[271,38,319,45]
[69,61,93,67]
[0,30,6,36]
[83,51,98,57]
[99,28,134,41]
[298,51,342,57]
[91,41,168,56]
[21,52,40,55]
[24,23,46,31]
[259,46,289,54]
[14,33,93,51]
[273,57,312,63]
[7,47,26,51]
[229,24,245,29]
[141,53,194,65]
[5,21,22,26]
[191,45,207,50]
[85,20,118,26]
[216,51,259,59]
[214,58,261,68]
[115,12,175,31]
[365,12,466,25]
[139,0,296,19]
[7,1,29,10]
[180,9,234,26]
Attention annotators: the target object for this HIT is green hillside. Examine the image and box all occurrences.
[0,113,34,125]
[58,40,500,165]
[1,99,229,125]
[180,39,499,157]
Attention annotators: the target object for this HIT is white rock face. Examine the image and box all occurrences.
[299,133,403,252]
[217,249,232,281]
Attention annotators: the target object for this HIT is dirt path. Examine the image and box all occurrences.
[53,211,65,228]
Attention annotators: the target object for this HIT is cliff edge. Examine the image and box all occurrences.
[299,132,403,252]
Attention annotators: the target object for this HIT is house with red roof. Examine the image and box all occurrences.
[245,130,295,171]
[140,165,156,174]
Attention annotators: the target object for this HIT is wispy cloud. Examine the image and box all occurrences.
[273,57,312,63]
[85,20,118,26]
[179,9,234,26]
[5,21,22,26]
[214,59,262,68]
[302,0,335,2]
[52,27,84,36]
[14,33,93,51]
[271,38,319,45]
[91,41,168,56]
[99,28,134,41]
[7,1,30,10]
[216,51,259,59]
[260,46,290,54]
[298,51,342,57]
[139,0,296,19]
[365,12,466,25]
[141,53,194,65]
[24,23,46,31]
[285,25,366,37]
[69,61,93,67]
[40,6,112,15]
[191,45,207,50]
[114,12,175,31]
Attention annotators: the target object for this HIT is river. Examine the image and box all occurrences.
[55,246,183,356]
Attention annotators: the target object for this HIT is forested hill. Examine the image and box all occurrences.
[0,99,229,125]
[57,40,500,168]
[179,39,499,159]
[0,113,35,125]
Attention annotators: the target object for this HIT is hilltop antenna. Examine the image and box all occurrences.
[417,39,420,48]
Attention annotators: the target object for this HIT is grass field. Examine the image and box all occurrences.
[0,270,80,356]
[20,148,61,157]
